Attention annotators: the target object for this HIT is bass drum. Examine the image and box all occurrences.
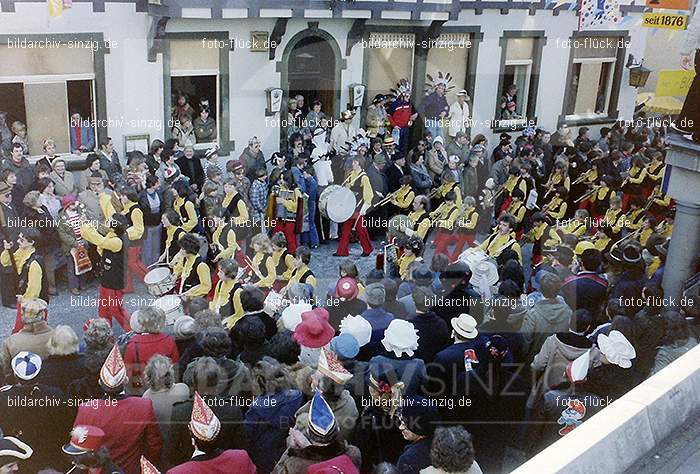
[386,214,414,243]
[319,185,357,223]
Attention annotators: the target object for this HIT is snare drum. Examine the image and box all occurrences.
[153,295,185,325]
[144,267,176,296]
[457,247,491,268]
[263,290,286,316]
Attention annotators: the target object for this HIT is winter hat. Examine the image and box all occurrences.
[204,145,219,159]
[190,391,221,442]
[412,265,433,286]
[451,313,479,340]
[20,298,48,322]
[433,135,444,145]
[330,333,360,360]
[308,391,339,445]
[281,302,313,331]
[0,436,33,465]
[174,316,197,339]
[381,320,420,358]
[99,344,127,390]
[318,347,353,384]
[61,194,77,209]
[339,315,372,347]
[382,136,396,147]
[336,277,359,300]
[456,89,468,97]
[12,351,42,381]
[294,308,334,348]
[597,330,636,368]
[62,425,105,455]
[365,282,386,307]
[372,94,386,104]
[399,395,439,437]
[448,155,460,164]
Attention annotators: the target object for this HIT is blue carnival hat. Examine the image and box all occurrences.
[308,391,338,444]
[12,351,42,381]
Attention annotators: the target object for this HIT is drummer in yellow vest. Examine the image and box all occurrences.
[172,233,212,299]
[271,232,295,292]
[210,210,239,262]
[248,233,275,289]
[335,155,374,257]
[432,191,461,256]
[173,181,198,232]
[211,258,245,328]
[451,196,479,261]
[391,176,415,211]
[398,237,424,281]
[285,246,317,290]
[479,213,522,263]
[403,195,432,242]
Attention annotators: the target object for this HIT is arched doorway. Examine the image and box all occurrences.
[288,36,336,118]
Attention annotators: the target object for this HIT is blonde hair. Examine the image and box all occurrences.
[144,354,175,391]
[251,233,272,254]
[42,138,55,151]
[11,121,26,134]
[22,190,41,208]
[47,325,80,356]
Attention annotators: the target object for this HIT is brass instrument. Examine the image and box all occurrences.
[644,189,663,212]
[572,168,594,185]
[491,183,508,201]
[574,185,599,204]
[611,227,642,249]
[426,187,441,199]
[374,189,401,208]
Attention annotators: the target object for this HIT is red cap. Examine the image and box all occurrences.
[336,277,359,300]
[293,308,334,348]
[61,194,77,209]
[62,425,105,455]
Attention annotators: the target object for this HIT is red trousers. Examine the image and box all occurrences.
[336,214,372,256]
[435,230,458,256]
[124,245,148,293]
[98,286,131,331]
[273,221,298,254]
[450,232,476,261]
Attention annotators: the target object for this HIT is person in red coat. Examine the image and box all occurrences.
[167,391,257,473]
[123,306,179,393]
[73,344,162,474]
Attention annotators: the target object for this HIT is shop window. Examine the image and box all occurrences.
[366,33,415,104]
[495,36,541,129]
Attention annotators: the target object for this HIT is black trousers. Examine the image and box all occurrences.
[1,269,17,307]
[679,49,700,138]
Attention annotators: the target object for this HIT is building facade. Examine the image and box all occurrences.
[0,0,651,158]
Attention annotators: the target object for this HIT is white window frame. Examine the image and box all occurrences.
[170,68,220,149]
[565,56,617,121]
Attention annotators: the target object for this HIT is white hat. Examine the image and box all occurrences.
[433,136,444,145]
[451,313,479,340]
[448,155,460,164]
[381,320,419,358]
[566,350,591,382]
[470,260,499,287]
[485,177,495,190]
[281,302,313,332]
[456,89,469,97]
[12,351,42,381]
[597,330,636,369]
[339,315,372,347]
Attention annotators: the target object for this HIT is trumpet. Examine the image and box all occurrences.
[491,183,508,201]
[611,227,642,249]
[573,168,594,185]
[574,185,599,204]
[375,189,400,208]
[426,187,441,199]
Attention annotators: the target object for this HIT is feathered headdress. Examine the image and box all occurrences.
[425,71,455,94]
[391,78,412,98]
[339,129,371,155]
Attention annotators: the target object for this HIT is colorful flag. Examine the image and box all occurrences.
[579,0,622,30]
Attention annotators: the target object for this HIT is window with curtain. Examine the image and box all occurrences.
[366,33,415,103]
[497,37,535,123]
[565,36,619,117]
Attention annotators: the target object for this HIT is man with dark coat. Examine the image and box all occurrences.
[408,287,450,363]
[0,351,75,472]
[168,391,256,473]
[241,136,266,181]
[175,145,205,191]
[358,283,395,361]
[560,248,608,321]
[0,143,34,197]
[166,357,247,470]
[385,154,407,193]
[73,345,162,474]
[396,395,440,474]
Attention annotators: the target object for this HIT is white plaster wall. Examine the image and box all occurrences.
[0,2,163,159]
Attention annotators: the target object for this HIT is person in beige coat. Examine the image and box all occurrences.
[49,158,76,197]
[0,298,54,380]
[426,136,448,181]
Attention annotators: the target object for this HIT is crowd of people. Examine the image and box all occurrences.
[0,71,699,474]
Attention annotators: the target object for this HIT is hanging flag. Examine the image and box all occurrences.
[47,0,63,16]
[579,0,622,30]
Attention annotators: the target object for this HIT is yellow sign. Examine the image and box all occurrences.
[642,13,688,30]
[656,69,696,97]
[645,0,689,9]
